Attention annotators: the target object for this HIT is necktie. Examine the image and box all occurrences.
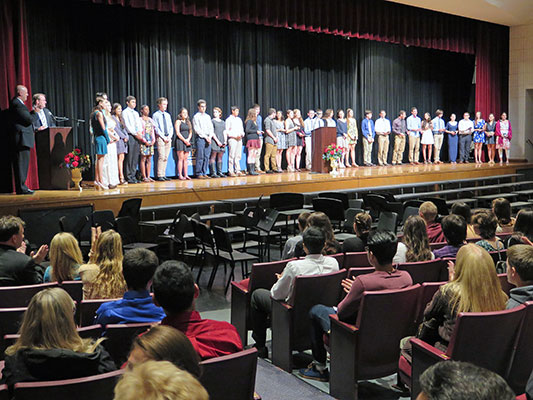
[163,113,168,136]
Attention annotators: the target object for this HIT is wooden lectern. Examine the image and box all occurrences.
[35,127,73,190]
[311,127,337,173]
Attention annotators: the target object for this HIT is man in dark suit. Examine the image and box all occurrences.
[0,216,47,286]
[30,93,56,131]
[9,85,35,195]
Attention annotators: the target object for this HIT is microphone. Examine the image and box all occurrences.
[52,115,69,122]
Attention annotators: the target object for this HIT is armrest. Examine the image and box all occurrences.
[411,338,449,399]
[410,338,449,361]
[329,314,359,334]
[230,280,249,294]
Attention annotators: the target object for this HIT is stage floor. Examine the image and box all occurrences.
[1,162,532,215]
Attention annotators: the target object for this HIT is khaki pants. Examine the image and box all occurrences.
[264,142,278,171]
[228,138,243,173]
[433,134,444,162]
[408,134,420,163]
[363,138,373,165]
[255,137,264,171]
[377,135,390,165]
[392,134,406,164]
[156,137,172,178]
[304,136,312,169]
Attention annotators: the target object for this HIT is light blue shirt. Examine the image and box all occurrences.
[431,116,445,133]
[304,117,315,136]
[152,110,174,139]
[406,115,422,137]
[361,118,375,139]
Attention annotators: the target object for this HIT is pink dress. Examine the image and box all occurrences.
[495,120,512,150]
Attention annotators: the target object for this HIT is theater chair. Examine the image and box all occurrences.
[13,369,123,400]
[415,282,446,326]
[0,282,56,308]
[343,252,372,268]
[271,270,346,372]
[507,301,533,394]
[329,285,420,400]
[498,273,516,296]
[0,307,27,360]
[397,259,448,284]
[58,281,83,303]
[230,259,293,346]
[347,267,375,279]
[103,323,153,366]
[3,325,104,350]
[404,305,526,399]
[78,298,121,327]
[200,348,258,400]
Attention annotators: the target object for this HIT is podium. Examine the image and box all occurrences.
[35,127,73,190]
[311,127,337,173]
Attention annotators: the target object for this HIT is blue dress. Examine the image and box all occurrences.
[485,121,496,145]
[446,121,459,162]
[473,119,486,144]
[92,110,110,155]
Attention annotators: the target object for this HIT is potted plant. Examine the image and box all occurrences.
[62,148,91,191]
[322,144,344,175]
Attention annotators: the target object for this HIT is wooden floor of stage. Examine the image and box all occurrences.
[1,162,532,215]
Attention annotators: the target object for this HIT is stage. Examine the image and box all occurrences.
[1,162,532,216]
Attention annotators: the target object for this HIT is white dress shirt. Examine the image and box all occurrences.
[374,117,391,135]
[458,119,474,134]
[225,114,245,139]
[192,111,214,140]
[122,107,142,135]
[152,110,174,140]
[270,254,339,304]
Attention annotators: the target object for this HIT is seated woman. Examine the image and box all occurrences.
[43,232,83,283]
[508,209,533,247]
[450,202,477,239]
[127,325,201,378]
[342,212,372,253]
[1,288,116,388]
[294,212,342,257]
[492,198,515,233]
[79,229,126,299]
[471,210,505,252]
[394,215,434,264]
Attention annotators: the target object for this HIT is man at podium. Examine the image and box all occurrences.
[30,93,56,131]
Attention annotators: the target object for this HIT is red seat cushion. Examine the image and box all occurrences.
[398,354,411,378]
[233,279,250,291]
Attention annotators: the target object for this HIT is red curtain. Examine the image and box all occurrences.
[0,0,39,192]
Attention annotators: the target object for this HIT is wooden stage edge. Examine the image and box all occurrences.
[1,162,532,216]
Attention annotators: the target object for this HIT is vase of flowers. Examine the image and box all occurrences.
[322,144,343,175]
[62,148,91,191]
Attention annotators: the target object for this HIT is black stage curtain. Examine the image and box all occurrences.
[27,0,474,169]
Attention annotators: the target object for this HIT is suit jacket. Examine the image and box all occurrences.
[9,97,35,149]
[0,244,44,286]
[30,108,56,131]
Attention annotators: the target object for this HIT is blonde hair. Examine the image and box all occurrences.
[443,244,507,314]
[86,230,126,299]
[419,201,438,222]
[49,232,83,282]
[5,288,102,356]
[114,360,209,400]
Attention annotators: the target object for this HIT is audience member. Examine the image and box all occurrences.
[281,211,310,260]
[433,215,467,259]
[417,361,515,400]
[510,209,533,246]
[79,229,127,299]
[492,198,515,233]
[506,245,533,309]
[113,360,208,400]
[43,232,83,283]
[127,325,201,378]
[250,227,339,358]
[95,248,165,325]
[450,202,477,239]
[0,215,47,286]
[1,288,116,388]
[294,212,342,257]
[300,230,412,381]
[342,212,372,253]
[394,215,434,264]
[419,201,445,243]
[471,210,505,252]
[152,260,242,359]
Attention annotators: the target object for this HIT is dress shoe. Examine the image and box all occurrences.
[156,177,166,182]
[17,189,34,195]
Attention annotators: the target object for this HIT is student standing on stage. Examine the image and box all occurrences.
[473,111,486,165]
[263,108,279,174]
[303,110,315,170]
[293,109,306,172]
[407,107,422,165]
[346,108,358,167]
[323,109,336,128]
[139,105,156,183]
[495,112,512,165]
[421,112,434,164]
[361,110,375,167]
[91,98,110,190]
[391,110,407,165]
[375,110,391,166]
[485,113,497,165]
[123,96,143,184]
[446,113,459,164]
[253,104,264,173]
[152,97,174,181]
[432,109,446,164]
[285,109,297,172]
[274,110,286,173]
[245,108,261,176]
[102,100,120,189]
[192,99,214,179]
[111,103,129,185]
[458,112,474,163]
[174,108,192,180]
[209,107,226,178]
[336,109,348,168]
[225,106,245,177]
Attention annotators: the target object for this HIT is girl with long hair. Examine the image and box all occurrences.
[274,110,286,172]
[293,109,306,171]
[473,111,486,164]
[43,232,83,283]
[395,215,434,263]
[294,212,342,257]
[336,109,348,168]
[485,113,497,165]
[284,109,297,172]
[421,112,434,164]
[244,108,260,175]
[174,108,192,180]
[495,112,512,165]
[112,103,129,185]
[91,97,110,190]
[102,100,120,189]
[346,108,358,167]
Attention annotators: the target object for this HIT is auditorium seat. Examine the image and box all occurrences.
[0,282,56,308]
[347,267,375,279]
[397,259,448,284]
[312,198,345,231]
[13,369,123,400]
[58,281,83,303]
[0,307,27,360]
[103,323,153,366]
[329,285,420,400]
[231,259,294,346]
[200,348,258,400]
[507,301,533,394]
[343,252,372,268]
[3,325,103,349]
[271,270,346,372]
[415,282,446,326]
[498,273,516,296]
[78,298,120,327]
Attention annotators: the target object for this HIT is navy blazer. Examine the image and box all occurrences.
[9,97,34,149]
[30,108,56,131]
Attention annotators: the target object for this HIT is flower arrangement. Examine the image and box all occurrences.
[62,148,91,171]
[322,144,344,162]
